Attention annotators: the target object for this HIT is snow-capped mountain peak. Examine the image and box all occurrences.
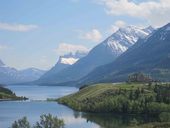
[37,25,155,85]
[102,25,154,54]
[37,50,88,82]
[143,26,155,33]
[58,51,88,65]
[119,25,148,35]
[153,23,170,41]
[117,25,149,42]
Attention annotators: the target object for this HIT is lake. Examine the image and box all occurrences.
[0,85,156,128]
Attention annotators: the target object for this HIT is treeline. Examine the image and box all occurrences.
[0,85,14,95]
[57,83,170,115]
[0,85,27,100]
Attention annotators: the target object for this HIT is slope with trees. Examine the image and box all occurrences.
[57,82,170,114]
[0,84,27,100]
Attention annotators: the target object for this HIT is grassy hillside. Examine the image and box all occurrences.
[57,82,170,114]
[0,85,27,100]
[57,82,170,127]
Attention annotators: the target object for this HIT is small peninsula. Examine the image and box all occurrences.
[0,84,27,101]
[57,81,170,128]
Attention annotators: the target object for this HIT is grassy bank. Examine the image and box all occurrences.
[57,83,170,113]
[0,85,27,101]
[57,82,170,127]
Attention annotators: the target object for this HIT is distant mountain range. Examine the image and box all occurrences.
[37,25,154,85]
[37,51,88,83]
[76,23,170,86]
[0,60,46,84]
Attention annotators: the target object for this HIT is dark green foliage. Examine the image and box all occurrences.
[137,122,170,128]
[0,85,13,95]
[34,114,64,128]
[0,85,27,100]
[11,114,64,128]
[57,83,170,128]
[57,83,170,115]
[159,112,170,122]
[11,117,30,128]
[128,72,153,83]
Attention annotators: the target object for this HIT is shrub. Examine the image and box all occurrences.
[159,112,170,122]
[11,114,64,128]
[11,117,30,128]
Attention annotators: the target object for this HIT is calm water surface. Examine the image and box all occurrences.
[0,85,99,128]
[0,85,156,128]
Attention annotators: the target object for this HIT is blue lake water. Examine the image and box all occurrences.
[0,85,155,128]
[0,85,99,128]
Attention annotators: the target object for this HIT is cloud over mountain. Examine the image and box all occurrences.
[98,0,170,27]
[81,29,103,42]
[55,43,89,55]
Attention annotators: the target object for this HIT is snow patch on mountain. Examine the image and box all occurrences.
[37,25,155,85]
[107,40,128,53]
[37,50,88,82]
[0,59,46,84]
[60,57,79,65]
[58,51,88,65]
[102,25,152,54]
[143,26,155,34]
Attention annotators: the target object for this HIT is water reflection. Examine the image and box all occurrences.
[1,85,159,128]
[72,111,159,128]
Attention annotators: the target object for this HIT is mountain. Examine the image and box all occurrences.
[37,51,87,83]
[19,68,46,82]
[0,60,46,84]
[38,26,153,85]
[143,26,155,33]
[77,23,170,86]
[0,62,19,84]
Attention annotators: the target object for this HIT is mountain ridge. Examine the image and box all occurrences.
[37,51,88,83]
[0,59,46,84]
[37,25,153,85]
[76,23,170,86]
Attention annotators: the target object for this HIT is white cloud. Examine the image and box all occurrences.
[98,0,170,27]
[81,29,103,42]
[109,20,126,33]
[0,22,38,32]
[55,43,89,55]
[115,20,126,28]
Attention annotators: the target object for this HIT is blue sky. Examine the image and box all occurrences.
[0,0,169,70]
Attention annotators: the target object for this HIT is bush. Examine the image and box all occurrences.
[11,117,30,128]
[159,112,170,122]
[34,114,64,128]
[11,114,64,128]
